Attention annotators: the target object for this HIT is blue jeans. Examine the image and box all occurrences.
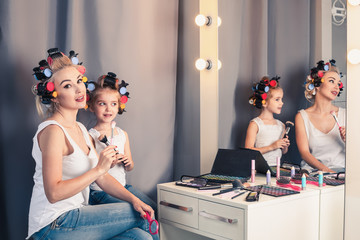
[89,185,159,240]
[30,203,152,240]
[89,185,157,214]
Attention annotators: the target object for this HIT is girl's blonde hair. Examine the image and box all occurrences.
[249,76,281,109]
[87,72,129,115]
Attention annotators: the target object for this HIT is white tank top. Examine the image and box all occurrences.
[27,120,98,238]
[89,127,127,189]
[252,117,284,166]
[299,108,345,170]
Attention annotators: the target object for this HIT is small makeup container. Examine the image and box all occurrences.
[318,171,323,187]
[291,166,295,178]
[276,157,280,179]
[301,174,307,190]
[266,170,271,185]
[251,159,255,183]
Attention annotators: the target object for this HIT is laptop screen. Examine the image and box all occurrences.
[235,147,276,176]
[210,148,253,177]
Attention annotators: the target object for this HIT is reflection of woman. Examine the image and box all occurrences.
[295,60,345,173]
[245,76,290,166]
[27,48,153,239]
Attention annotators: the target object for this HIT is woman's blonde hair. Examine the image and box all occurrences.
[304,60,341,102]
[32,49,77,118]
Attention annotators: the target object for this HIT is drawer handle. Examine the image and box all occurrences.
[199,211,238,224]
[160,200,193,212]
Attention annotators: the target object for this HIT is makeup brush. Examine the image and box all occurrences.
[99,135,111,146]
[330,111,341,129]
[99,134,121,161]
[284,121,294,138]
[99,134,119,151]
[111,121,116,145]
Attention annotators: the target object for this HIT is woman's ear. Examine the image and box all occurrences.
[51,97,59,104]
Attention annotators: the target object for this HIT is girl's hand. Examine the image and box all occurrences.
[116,153,134,170]
[339,126,346,142]
[271,138,290,150]
[120,154,133,168]
[97,145,118,174]
[132,198,155,219]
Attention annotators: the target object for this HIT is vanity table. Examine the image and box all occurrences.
[157,175,344,240]
[306,179,344,240]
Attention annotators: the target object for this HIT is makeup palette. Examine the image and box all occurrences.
[245,185,300,197]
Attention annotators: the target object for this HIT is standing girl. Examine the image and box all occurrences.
[86,72,157,214]
[245,76,290,166]
[28,48,154,239]
[295,60,345,173]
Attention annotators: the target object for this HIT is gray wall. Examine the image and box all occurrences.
[0,1,178,239]
[218,0,311,164]
[173,0,201,180]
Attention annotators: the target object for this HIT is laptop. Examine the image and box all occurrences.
[242,147,295,177]
[245,148,277,177]
[199,148,253,184]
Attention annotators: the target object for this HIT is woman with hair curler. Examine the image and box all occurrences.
[245,76,290,167]
[27,48,154,239]
[295,59,345,173]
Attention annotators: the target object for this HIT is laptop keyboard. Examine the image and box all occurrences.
[200,174,248,183]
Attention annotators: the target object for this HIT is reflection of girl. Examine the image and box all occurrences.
[295,60,345,173]
[28,48,153,239]
[245,76,290,166]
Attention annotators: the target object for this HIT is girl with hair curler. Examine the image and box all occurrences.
[85,72,158,228]
[245,76,290,166]
[27,48,154,240]
[295,59,345,173]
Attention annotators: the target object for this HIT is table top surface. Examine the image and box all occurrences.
[158,175,344,209]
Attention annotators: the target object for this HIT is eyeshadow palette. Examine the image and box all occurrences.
[245,184,300,197]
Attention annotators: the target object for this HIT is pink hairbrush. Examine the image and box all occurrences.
[330,111,341,129]
[276,177,301,191]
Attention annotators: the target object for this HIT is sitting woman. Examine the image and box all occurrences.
[27,48,155,239]
[295,60,345,173]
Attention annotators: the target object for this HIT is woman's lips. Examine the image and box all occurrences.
[76,95,85,102]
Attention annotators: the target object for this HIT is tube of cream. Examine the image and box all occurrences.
[302,174,306,190]
[276,157,280,179]
[318,171,323,187]
[266,170,271,185]
[251,159,255,183]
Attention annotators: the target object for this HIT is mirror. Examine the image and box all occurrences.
[218,0,346,237]
[218,0,347,153]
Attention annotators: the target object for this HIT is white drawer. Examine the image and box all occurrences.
[159,190,198,229]
[199,200,244,240]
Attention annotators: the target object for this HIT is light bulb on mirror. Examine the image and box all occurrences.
[195,14,212,26]
[348,0,360,6]
[217,17,222,27]
[195,58,212,70]
[348,49,360,64]
[218,60,222,70]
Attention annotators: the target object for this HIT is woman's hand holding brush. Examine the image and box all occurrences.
[330,111,345,142]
